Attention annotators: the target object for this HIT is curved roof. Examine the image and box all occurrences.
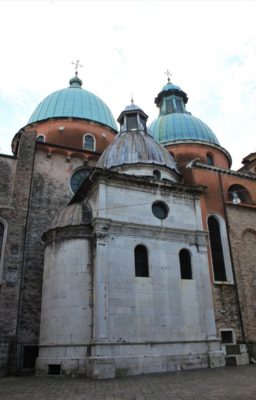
[51,202,92,229]
[149,113,220,145]
[162,82,182,91]
[28,75,118,131]
[97,129,179,172]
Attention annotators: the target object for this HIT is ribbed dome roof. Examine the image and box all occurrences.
[97,129,178,172]
[151,80,220,146]
[28,75,118,131]
[149,113,220,145]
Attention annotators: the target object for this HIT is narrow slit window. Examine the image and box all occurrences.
[179,249,192,279]
[208,216,227,282]
[0,223,4,258]
[134,245,149,277]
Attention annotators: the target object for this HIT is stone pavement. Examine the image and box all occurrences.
[0,365,256,400]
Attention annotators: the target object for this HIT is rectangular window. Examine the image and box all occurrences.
[48,364,61,375]
[166,100,174,113]
[221,330,234,344]
[127,114,137,130]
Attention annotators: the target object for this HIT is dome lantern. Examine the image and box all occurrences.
[117,100,148,133]
[149,79,221,147]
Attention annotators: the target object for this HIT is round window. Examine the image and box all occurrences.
[70,168,90,193]
[152,201,169,220]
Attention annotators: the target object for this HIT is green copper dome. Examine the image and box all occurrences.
[150,113,220,145]
[149,80,220,146]
[28,74,118,131]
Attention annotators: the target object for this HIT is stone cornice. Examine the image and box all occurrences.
[190,161,256,181]
[92,218,208,247]
[42,224,92,245]
[70,168,207,204]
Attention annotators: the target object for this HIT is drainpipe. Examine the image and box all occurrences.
[218,172,246,343]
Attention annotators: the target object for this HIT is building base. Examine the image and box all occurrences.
[36,340,225,379]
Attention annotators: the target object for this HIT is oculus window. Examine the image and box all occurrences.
[152,201,169,220]
[70,168,90,194]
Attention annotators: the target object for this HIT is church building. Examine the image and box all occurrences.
[0,72,255,378]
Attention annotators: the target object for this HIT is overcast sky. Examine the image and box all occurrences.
[0,0,255,169]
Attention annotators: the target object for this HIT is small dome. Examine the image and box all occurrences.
[28,75,118,132]
[51,202,92,229]
[97,129,178,172]
[149,113,220,145]
[151,80,220,146]
[162,82,182,91]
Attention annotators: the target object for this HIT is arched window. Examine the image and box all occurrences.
[153,169,161,180]
[228,184,251,204]
[179,249,192,279]
[208,216,227,282]
[134,245,149,277]
[83,134,95,151]
[206,153,214,166]
[37,135,45,143]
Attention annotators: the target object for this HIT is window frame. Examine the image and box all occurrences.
[37,134,45,143]
[134,244,149,277]
[179,248,193,280]
[83,134,96,151]
[227,184,251,204]
[220,328,236,344]
[207,214,233,284]
[0,218,8,283]
[70,168,90,194]
[206,153,214,166]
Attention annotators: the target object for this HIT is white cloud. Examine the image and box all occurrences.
[0,0,256,169]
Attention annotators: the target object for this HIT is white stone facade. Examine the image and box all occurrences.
[37,171,225,378]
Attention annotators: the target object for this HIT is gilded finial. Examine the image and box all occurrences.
[131,92,134,105]
[72,59,83,75]
[164,69,172,83]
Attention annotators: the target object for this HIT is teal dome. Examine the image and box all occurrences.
[28,75,118,131]
[162,82,182,91]
[151,80,220,146]
[149,113,220,145]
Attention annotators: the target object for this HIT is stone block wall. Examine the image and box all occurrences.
[226,204,256,355]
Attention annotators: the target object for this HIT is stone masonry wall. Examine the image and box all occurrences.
[17,149,95,345]
[226,204,256,350]
[0,132,37,372]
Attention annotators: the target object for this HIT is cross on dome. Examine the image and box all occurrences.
[164,69,172,83]
[72,59,83,75]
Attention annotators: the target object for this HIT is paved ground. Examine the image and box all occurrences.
[0,365,256,400]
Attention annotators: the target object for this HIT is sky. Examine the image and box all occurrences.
[0,0,256,169]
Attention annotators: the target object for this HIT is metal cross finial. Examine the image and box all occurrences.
[72,60,83,75]
[165,69,172,83]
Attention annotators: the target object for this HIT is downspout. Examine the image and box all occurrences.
[218,172,246,343]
